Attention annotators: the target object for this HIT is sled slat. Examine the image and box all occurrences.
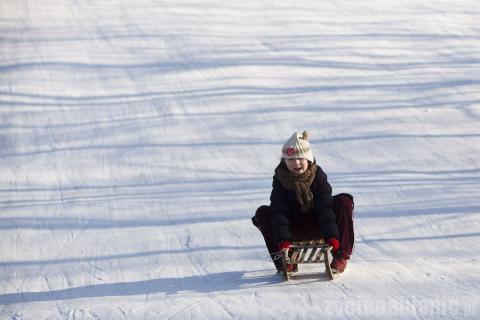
[299,240,313,262]
[291,249,300,261]
[314,249,324,262]
[298,248,307,262]
[307,247,318,262]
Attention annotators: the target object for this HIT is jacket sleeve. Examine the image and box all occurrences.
[313,168,339,239]
[270,177,291,243]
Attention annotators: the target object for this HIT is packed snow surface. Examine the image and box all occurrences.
[1,0,479,319]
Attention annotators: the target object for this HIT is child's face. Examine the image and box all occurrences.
[285,158,309,175]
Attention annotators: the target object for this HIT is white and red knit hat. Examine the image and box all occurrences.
[281,131,314,162]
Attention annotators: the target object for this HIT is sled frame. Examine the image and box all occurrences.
[280,239,335,281]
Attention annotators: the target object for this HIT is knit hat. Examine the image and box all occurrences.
[281,131,314,162]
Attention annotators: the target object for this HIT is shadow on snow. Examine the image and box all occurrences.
[0,270,313,304]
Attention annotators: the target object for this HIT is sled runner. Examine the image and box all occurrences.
[277,239,335,281]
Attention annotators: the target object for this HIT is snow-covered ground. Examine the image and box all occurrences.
[1,0,479,319]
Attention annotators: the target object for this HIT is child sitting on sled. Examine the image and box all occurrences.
[252,131,354,274]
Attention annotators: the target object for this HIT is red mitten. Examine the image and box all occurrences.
[278,240,291,251]
[328,237,340,251]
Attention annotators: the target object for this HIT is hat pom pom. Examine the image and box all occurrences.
[302,130,309,140]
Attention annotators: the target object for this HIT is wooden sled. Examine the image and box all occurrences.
[280,239,335,281]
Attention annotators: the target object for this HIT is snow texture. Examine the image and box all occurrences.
[1,0,479,319]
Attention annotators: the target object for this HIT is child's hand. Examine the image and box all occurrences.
[278,240,291,251]
[328,237,340,251]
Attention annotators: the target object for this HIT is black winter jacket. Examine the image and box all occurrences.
[269,163,338,243]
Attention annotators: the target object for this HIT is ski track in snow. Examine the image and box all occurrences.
[1,0,480,319]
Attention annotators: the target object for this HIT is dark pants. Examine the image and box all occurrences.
[252,193,354,269]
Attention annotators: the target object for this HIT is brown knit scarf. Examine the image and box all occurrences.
[275,162,317,213]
